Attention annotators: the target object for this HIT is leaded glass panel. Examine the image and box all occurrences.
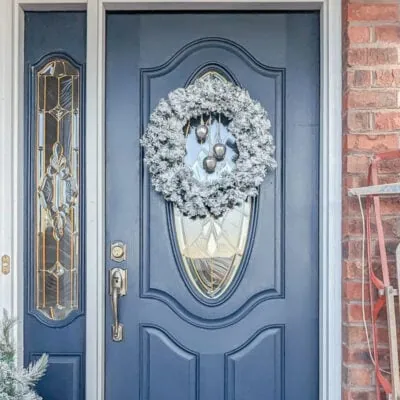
[175,201,251,299]
[35,59,80,320]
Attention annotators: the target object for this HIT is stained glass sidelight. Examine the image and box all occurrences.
[174,71,251,299]
[35,59,80,320]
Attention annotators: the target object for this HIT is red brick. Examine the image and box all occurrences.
[380,260,400,282]
[382,217,400,238]
[374,69,400,87]
[375,347,391,366]
[354,326,390,346]
[348,49,368,66]
[346,135,398,151]
[343,219,364,237]
[348,90,397,108]
[343,238,368,260]
[343,281,369,302]
[342,217,382,238]
[377,157,400,174]
[346,112,371,132]
[345,303,371,323]
[344,175,369,190]
[374,112,400,130]
[349,26,371,43]
[377,175,400,184]
[348,48,398,66]
[343,239,364,260]
[347,4,398,21]
[375,25,400,43]
[342,195,368,217]
[345,154,370,173]
[348,70,372,88]
[343,326,369,346]
[343,260,365,280]
[377,326,390,344]
[342,389,375,400]
[343,346,374,364]
[342,195,363,218]
[345,366,372,386]
[378,197,400,215]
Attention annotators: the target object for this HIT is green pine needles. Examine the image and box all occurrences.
[0,310,48,400]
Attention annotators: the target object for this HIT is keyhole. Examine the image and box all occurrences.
[113,275,121,289]
[113,247,123,258]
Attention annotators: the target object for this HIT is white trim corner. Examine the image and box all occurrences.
[319,0,342,399]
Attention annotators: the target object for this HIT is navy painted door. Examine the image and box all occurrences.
[106,13,319,400]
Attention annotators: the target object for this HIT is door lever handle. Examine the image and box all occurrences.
[109,268,127,342]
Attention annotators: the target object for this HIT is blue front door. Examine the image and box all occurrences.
[105,12,319,400]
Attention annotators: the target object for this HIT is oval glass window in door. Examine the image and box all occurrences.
[174,71,252,299]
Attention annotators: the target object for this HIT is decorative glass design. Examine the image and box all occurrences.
[175,201,251,299]
[35,59,80,320]
[174,71,252,299]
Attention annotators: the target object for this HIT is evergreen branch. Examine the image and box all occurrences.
[22,354,49,386]
[0,309,47,399]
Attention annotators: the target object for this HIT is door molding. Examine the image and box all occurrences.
[0,1,342,400]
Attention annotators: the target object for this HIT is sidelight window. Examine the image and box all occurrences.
[34,58,80,320]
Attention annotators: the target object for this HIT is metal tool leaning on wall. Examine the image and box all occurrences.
[349,151,400,400]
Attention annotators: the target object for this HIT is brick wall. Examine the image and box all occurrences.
[343,1,400,398]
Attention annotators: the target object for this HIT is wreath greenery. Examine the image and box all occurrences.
[141,73,277,218]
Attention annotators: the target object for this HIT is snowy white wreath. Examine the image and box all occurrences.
[141,73,277,218]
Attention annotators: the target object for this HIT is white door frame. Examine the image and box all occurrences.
[0,1,342,399]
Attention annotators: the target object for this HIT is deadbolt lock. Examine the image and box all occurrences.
[111,242,126,262]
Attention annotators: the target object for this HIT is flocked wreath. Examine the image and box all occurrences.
[141,73,277,218]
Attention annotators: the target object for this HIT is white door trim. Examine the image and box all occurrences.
[0,1,342,399]
[0,0,25,364]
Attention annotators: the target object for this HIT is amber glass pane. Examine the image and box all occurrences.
[174,71,251,299]
[35,59,80,320]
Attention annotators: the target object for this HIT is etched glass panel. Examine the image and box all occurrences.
[175,201,251,299]
[174,71,251,299]
[35,59,80,320]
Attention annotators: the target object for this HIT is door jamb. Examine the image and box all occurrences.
[0,1,342,399]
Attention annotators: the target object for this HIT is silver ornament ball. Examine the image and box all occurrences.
[203,156,217,173]
[196,124,208,142]
[213,143,227,161]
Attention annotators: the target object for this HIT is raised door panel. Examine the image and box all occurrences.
[225,326,284,400]
[140,38,284,326]
[140,326,199,400]
[31,354,82,400]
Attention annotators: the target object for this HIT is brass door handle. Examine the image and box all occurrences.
[109,268,127,342]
